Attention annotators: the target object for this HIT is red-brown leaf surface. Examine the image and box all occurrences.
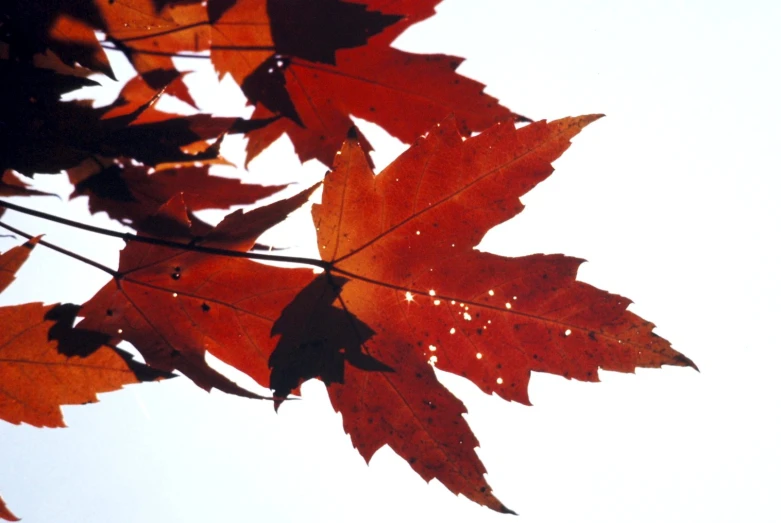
[78,186,319,395]
[0,302,171,428]
[93,0,520,166]
[0,495,19,522]
[0,237,39,293]
[269,116,695,511]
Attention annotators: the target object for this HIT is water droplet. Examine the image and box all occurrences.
[449,327,456,334]
[416,231,421,235]
[488,289,495,296]
[117,329,123,334]
[565,329,572,336]
[496,377,503,385]
[476,353,483,359]
[428,345,437,351]
[405,291,414,302]
[173,293,178,298]
[463,312,472,321]
[429,289,436,296]
[505,302,512,309]
[434,300,441,306]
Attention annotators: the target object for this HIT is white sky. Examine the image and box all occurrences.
[1,1,780,521]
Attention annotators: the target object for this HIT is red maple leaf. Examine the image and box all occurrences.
[0,301,171,428]
[268,116,695,512]
[95,0,521,167]
[69,161,285,235]
[77,184,320,396]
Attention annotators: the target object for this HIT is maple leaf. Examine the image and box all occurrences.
[0,495,19,522]
[69,161,284,234]
[242,0,523,166]
[94,0,520,167]
[266,116,696,512]
[77,184,320,396]
[0,302,172,428]
[0,236,39,293]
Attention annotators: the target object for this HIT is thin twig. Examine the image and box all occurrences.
[0,200,330,269]
[0,221,120,277]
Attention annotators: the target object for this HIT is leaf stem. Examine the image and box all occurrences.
[0,221,120,278]
[0,200,330,270]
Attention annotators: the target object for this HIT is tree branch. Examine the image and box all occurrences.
[0,200,330,270]
[0,221,119,277]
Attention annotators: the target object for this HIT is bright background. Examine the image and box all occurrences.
[1,1,780,521]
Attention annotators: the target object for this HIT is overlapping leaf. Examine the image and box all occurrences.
[78,184,319,395]
[69,161,285,234]
[90,0,520,166]
[0,302,172,428]
[0,1,112,77]
[266,116,696,512]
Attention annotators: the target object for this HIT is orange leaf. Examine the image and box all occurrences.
[0,237,39,294]
[271,116,695,512]
[0,302,171,428]
[0,495,19,522]
[78,187,319,395]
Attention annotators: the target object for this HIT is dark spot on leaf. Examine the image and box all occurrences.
[201,303,211,312]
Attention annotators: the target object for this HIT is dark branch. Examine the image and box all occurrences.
[0,200,330,270]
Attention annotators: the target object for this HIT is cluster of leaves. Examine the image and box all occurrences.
[0,0,695,518]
